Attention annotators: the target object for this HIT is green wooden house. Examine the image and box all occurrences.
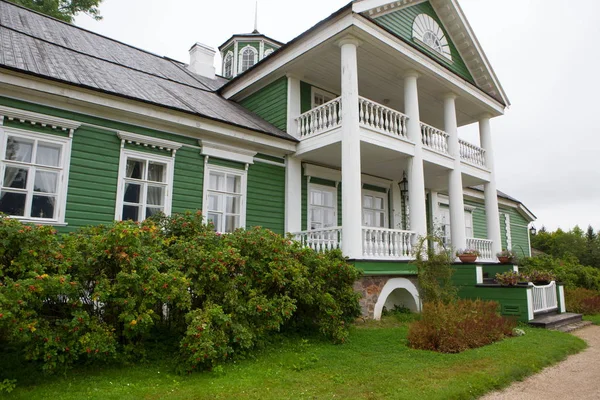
[0,0,569,323]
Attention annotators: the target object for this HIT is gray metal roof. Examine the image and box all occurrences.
[0,1,295,141]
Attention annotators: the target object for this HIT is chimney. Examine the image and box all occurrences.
[188,43,216,80]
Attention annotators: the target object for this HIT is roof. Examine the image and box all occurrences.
[0,1,295,141]
[218,32,284,51]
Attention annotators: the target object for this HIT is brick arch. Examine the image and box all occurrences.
[373,278,421,320]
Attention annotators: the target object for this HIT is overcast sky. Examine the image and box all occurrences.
[75,0,600,232]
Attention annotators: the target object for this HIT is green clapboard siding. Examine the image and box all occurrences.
[464,198,487,239]
[352,261,418,276]
[459,286,531,322]
[373,1,474,83]
[500,206,532,257]
[240,77,288,131]
[172,146,204,215]
[300,81,312,114]
[246,161,285,234]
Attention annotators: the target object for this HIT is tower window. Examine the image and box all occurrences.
[239,45,258,73]
[223,51,233,78]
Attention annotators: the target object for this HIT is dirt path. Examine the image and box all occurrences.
[480,325,600,400]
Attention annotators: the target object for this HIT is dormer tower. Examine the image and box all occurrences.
[218,32,283,79]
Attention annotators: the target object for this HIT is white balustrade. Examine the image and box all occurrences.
[531,281,558,314]
[293,227,342,253]
[296,97,342,139]
[459,139,486,167]
[420,123,450,155]
[359,97,408,138]
[466,237,494,262]
[362,227,415,260]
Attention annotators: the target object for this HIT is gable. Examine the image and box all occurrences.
[372,1,474,83]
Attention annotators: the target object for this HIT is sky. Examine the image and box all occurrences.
[75,0,600,232]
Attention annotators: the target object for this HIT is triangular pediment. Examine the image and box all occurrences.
[353,0,509,105]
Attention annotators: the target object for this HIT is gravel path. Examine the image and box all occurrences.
[480,325,600,400]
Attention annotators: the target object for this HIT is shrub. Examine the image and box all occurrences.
[407,300,516,353]
[414,236,457,304]
[566,288,600,315]
[519,255,600,291]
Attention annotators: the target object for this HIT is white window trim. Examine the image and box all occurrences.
[362,188,389,228]
[263,48,274,57]
[200,140,256,165]
[223,51,234,78]
[202,163,248,233]
[311,87,337,108]
[0,125,72,225]
[238,45,259,73]
[114,148,175,221]
[307,182,338,231]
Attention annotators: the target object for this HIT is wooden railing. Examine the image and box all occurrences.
[466,237,495,262]
[292,227,342,253]
[359,97,408,138]
[362,227,415,260]
[459,139,486,167]
[297,97,342,139]
[421,123,449,155]
[531,281,558,314]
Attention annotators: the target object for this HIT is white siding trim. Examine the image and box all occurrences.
[200,140,257,165]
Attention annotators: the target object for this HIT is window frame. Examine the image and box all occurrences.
[0,126,72,225]
[238,45,259,73]
[362,188,389,229]
[223,51,234,78]
[202,164,247,233]
[114,148,175,222]
[311,87,337,109]
[307,183,338,231]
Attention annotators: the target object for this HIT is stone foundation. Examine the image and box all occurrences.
[354,275,419,319]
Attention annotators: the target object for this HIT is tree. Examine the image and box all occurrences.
[9,0,103,23]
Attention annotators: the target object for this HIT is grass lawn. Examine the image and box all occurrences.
[1,316,586,400]
[584,315,600,325]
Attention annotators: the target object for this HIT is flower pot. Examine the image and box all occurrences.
[498,256,513,264]
[458,254,477,263]
[533,281,551,286]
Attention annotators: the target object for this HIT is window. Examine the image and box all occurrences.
[115,150,174,222]
[203,166,247,233]
[438,207,474,246]
[362,190,388,228]
[412,14,452,61]
[0,129,70,223]
[311,87,336,108]
[223,51,233,78]
[239,46,258,73]
[308,184,336,230]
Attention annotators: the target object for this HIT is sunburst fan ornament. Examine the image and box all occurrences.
[412,14,452,61]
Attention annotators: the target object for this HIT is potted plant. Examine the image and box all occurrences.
[496,249,516,264]
[528,270,556,285]
[456,249,480,263]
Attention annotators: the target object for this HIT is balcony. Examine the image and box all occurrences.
[296,96,487,169]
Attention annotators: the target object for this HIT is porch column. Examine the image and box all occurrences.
[445,94,467,251]
[404,70,428,243]
[480,114,502,255]
[286,74,301,138]
[285,155,302,233]
[339,36,363,259]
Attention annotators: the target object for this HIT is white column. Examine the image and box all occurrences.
[286,74,301,138]
[445,94,467,251]
[285,155,302,233]
[339,36,362,259]
[404,71,427,242]
[480,115,502,255]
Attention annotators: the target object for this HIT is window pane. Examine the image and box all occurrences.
[311,208,322,223]
[208,194,221,212]
[0,191,26,216]
[364,196,373,209]
[378,212,385,227]
[226,175,241,193]
[36,143,61,167]
[209,172,224,191]
[122,205,139,221]
[126,159,144,179]
[225,215,240,233]
[364,211,373,227]
[146,207,164,219]
[124,183,141,203]
[148,163,165,183]
[324,210,335,227]
[374,197,384,210]
[311,221,322,230]
[147,186,164,206]
[31,195,55,219]
[5,137,33,163]
[3,167,28,189]
[311,191,323,206]
[34,171,58,194]
[323,191,334,207]
[207,213,221,231]
[226,195,240,214]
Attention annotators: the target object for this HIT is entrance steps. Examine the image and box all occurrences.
[529,312,585,331]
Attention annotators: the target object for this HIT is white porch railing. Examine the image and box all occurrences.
[459,139,486,167]
[359,97,408,139]
[531,281,558,314]
[420,123,450,155]
[362,227,415,260]
[466,237,495,262]
[293,227,342,252]
[297,97,342,139]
